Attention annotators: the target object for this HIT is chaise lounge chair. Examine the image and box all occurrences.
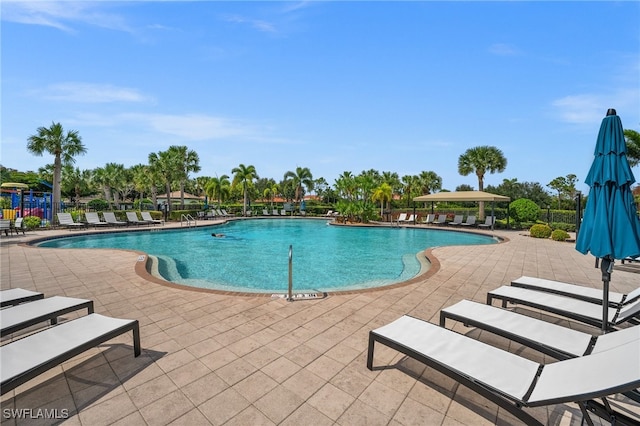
[56,212,87,229]
[103,212,127,227]
[0,288,44,307]
[511,275,640,308]
[440,299,640,360]
[1,313,141,395]
[85,212,109,228]
[12,218,26,235]
[396,213,408,223]
[126,212,148,226]
[0,219,11,236]
[368,315,640,426]
[459,215,476,227]
[487,285,640,331]
[141,211,163,226]
[433,214,447,225]
[1,296,94,337]
[263,209,270,216]
[478,215,495,229]
[448,214,463,226]
[422,214,435,225]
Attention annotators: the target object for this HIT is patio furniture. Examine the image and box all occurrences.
[433,214,447,225]
[1,313,141,395]
[367,315,640,426]
[141,211,163,226]
[422,214,435,225]
[511,275,640,308]
[487,285,640,331]
[56,213,87,229]
[126,212,148,226]
[0,289,44,308]
[1,296,94,337]
[448,214,463,226]
[0,219,11,236]
[459,215,476,227]
[12,218,26,235]
[103,212,127,227]
[85,212,109,228]
[478,215,495,229]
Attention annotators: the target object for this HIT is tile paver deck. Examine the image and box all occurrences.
[1,220,638,425]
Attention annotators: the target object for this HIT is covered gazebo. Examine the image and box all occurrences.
[413,190,510,230]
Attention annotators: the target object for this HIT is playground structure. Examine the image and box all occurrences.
[0,182,53,224]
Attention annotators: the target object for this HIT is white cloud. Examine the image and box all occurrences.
[223,14,277,34]
[1,1,132,33]
[488,43,521,56]
[552,88,639,125]
[36,82,152,103]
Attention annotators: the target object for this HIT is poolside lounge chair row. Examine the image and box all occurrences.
[0,288,141,396]
[368,276,640,425]
[56,212,163,229]
[0,218,26,236]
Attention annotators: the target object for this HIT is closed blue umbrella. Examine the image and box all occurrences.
[576,108,640,332]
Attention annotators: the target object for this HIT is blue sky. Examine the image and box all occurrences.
[2,1,639,194]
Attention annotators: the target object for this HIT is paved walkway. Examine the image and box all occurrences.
[1,221,638,425]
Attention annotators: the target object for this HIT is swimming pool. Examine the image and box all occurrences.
[38,219,497,293]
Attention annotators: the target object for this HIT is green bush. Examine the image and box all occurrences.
[551,229,570,241]
[510,198,540,223]
[529,224,552,238]
[23,216,42,230]
[550,222,576,232]
[87,199,109,211]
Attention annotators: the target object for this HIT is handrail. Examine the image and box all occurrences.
[180,214,196,227]
[287,245,293,302]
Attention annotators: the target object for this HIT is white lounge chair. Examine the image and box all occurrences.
[141,211,163,226]
[478,215,495,229]
[459,215,476,227]
[126,212,148,226]
[262,209,270,216]
[1,296,94,337]
[103,212,127,227]
[487,285,640,331]
[0,288,44,308]
[396,213,408,223]
[85,212,109,228]
[511,275,640,308]
[440,299,640,360]
[12,218,26,235]
[1,313,141,395]
[280,209,287,216]
[400,214,415,224]
[0,219,11,236]
[368,315,640,426]
[448,214,463,226]
[56,213,87,229]
[433,214,447,225]
[422,214,435,225]
[273,209,280,216]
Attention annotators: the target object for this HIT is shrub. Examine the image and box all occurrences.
[551,229,570,241]
[510,198,540,223]
[550,222,575,232]
[529,224,552,238]
[23,216,42,230]
[88,199,109,211]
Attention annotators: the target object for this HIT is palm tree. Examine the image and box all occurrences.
[458,146,507,219]
[169,145,200,208]
[231,164,258,216]
[149,149,179,214]
[262,183,280,210]
[205,175,231,207]
[418,171,442,195]
[27,122,87,213]
[372,182,392,219]
[131,164,152,207]
[283,166,313,210]
[62,165,92,208]
[92,163,126,209]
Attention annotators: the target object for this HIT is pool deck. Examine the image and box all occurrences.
[1,219,638,425]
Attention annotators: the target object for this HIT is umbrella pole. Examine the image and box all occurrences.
[600,256,613,333]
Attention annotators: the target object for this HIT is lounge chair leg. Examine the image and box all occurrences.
[132,323,141,357]
[366,333,375,370]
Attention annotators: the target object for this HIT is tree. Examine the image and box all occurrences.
[625,129,640,168]
[547,174,578,209]
[231,164,258,216]
[418,170,442,195]
[27,122,86,213]
[205,175,231,207]
[283,166,313,210]
[458,145,507,218]
[149,149,179,214]
[372,183,392,219]
[169,145,200,208]
[62,165,92,207]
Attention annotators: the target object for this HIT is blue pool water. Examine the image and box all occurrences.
[38,219,497,293]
